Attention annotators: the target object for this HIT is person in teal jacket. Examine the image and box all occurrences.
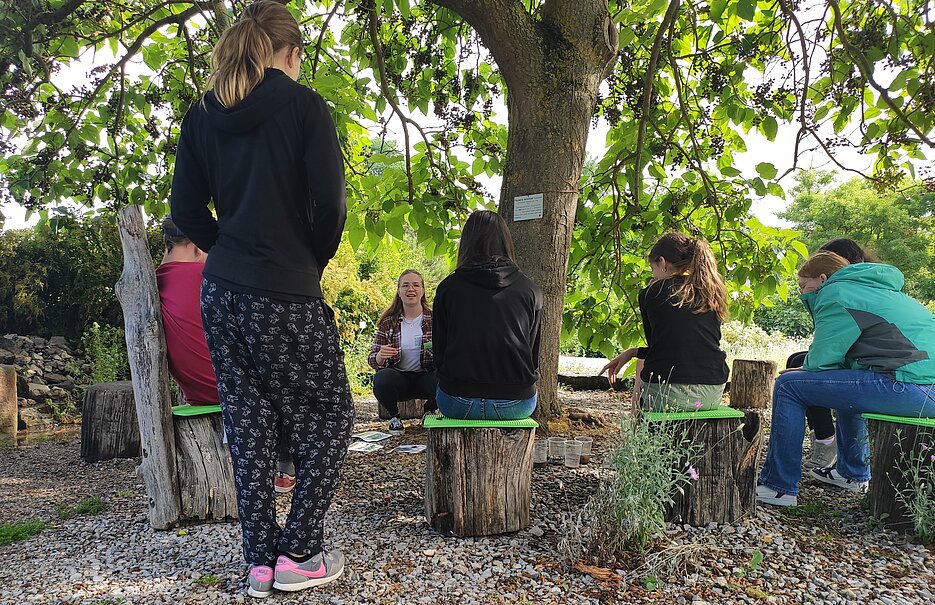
[757,251,935,507]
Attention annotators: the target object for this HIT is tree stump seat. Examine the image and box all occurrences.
[423,415,538,537]
[729,359,777,410]
[864,413,935,534]
[171,405,238,522]
[644,406,762,526]
[377,398,425,420]
[81,381,142,463]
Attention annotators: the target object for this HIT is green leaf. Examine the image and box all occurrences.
[736,0,756,21]
[755,162,778,179]
[761,117,778,141]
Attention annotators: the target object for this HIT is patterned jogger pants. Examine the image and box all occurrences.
[200,277,355,567]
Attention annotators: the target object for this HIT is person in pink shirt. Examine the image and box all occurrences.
[156,216,295,493]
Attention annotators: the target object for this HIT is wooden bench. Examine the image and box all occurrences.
[644,405,762,526]
[423,415,538,537]
[863,412,935,534]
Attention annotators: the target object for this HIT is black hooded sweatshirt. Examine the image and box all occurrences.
[170,68,346,300]
[433,260,543,399]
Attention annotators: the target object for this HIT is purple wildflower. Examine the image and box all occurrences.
[693,400,703,410]
[687,464,699,481]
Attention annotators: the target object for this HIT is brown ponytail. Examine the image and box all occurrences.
[798,251,849,279]
[649,232,729,320]
[207,1,302,108]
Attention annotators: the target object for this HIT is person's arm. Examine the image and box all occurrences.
[802,296,861,371]
[422,311,434,370]
[432,285,447,373]
[303,93,346,271]
[368,319,389,370]
[170,110,217,251]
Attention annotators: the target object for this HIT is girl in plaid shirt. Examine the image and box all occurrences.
[369,269,438,434]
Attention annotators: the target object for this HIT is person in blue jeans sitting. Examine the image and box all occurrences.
[757,251,935,507]
[432,210,543,420]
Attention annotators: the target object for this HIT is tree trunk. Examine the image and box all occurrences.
[665,411,762,525]
[175,413,238,521]
[115,205,181,529]
[80,381,142,462]
[0,365,16,445]
[425,426,535,536]
[557,374,629,392]
[729,359,777,410]
[377,398,424,420]
[867,418,935,534]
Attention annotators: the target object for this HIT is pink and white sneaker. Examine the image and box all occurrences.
[247,565,274,598]
[273,550,345,592]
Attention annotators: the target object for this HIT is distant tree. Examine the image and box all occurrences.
[780,170,935,301]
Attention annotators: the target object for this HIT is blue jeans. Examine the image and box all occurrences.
[759,370,935,496]
[435,387,537,420]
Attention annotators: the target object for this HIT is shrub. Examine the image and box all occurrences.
[80,322,130,384]
[753,295,814,338]
[894,435,935,543]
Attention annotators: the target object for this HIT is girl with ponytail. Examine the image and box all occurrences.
[600,232,730,412]
[170,1,351,597]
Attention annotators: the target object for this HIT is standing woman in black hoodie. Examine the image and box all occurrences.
[433,210,543,420]
[170,2,352,598]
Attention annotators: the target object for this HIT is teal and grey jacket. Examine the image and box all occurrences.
[801,263,935,384]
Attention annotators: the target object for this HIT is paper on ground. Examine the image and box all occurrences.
[392,445,426,454]
[351,431,393,442]
[348,441,383,452]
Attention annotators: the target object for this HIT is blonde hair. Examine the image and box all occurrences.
[376,270,431,326]
[649,232,729,320]
[798,251,849,279]
[207,1,302,108]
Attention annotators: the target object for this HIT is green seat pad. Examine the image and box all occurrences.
[644,405,745,422]
[172,404,222,417]
[423,414,538,429]
[862,413,935,428]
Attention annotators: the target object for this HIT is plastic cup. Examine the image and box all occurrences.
[548,436,566,460]
[574,436,593,465]
[564,439,582,468]
[533,439,548,467]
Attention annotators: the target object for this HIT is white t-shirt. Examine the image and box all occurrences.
[397,314,424,372]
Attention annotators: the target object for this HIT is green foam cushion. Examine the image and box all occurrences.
[172,404,222,417]
[644,405,745,422]
[423,414,538,429]
[862,413,935,428]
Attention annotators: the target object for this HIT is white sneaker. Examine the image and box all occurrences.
[804,432,837,470]
[388,417,404,435]
[756,484,798,507]
[810,466,868,492]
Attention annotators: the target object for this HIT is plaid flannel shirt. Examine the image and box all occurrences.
[368,309,434,371]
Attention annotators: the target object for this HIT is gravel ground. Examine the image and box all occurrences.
[0,390,932,604]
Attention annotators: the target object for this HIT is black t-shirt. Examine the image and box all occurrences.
[637,276,728,385]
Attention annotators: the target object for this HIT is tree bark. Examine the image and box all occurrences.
[665,411,762,525]
[867,419,935,534]
[425,426,535,536]
[115,205,181,529]
[377,398,424,420]
[0,365,16,445]
[175,413,238,521]
[729,359,777,410]
[80,381,142,462]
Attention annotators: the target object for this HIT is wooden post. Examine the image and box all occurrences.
[867,419,935,533]
[175,414,238,521]
[115,205,181,529]
[80,381,142,462]
[425,427,535,536]
[0,365,16,445]
[729,359,777,409]
[377,398,424,420]
[665,411,762,525]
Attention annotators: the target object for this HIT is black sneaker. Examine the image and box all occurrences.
[810,466,868,492]
[388,417,404,435]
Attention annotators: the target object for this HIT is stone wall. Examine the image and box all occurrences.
[0,334,91,430]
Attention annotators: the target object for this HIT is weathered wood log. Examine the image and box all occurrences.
[0,365,16,445]
[80,381,142,462]
[115,205,181,529]
[566,407,607,426]
[729,359,777,410]
[557,374,629,392]
[377,398,425,420]
[174,413,238,521]
[425,427,535,536]
[664,411,762,525]
[867,419,935,533]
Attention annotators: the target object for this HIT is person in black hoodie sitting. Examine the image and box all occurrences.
[432,210,543,420]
